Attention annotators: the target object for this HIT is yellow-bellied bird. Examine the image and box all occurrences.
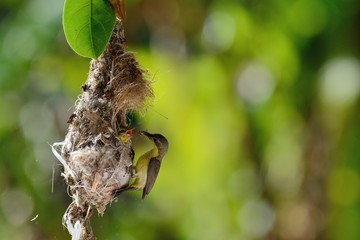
[114,131,168,199]
[119,128,134,144]
[119,128,135,162]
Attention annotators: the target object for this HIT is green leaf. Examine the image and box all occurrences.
[63,0,116,59]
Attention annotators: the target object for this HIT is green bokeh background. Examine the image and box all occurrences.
[1,0,360,239]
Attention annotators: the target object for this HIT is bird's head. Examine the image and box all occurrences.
[139,131,168,158]
[119,128,135,143]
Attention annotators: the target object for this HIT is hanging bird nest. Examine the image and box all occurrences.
[52,20,153,240]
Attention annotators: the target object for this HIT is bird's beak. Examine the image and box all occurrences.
[139,131,151,138]
[125,128,135,136]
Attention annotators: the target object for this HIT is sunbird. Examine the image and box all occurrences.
[114,131,169,199]
[119,128,135,162]
[119,128,135,144]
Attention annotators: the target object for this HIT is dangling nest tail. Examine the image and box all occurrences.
[52,20,153,240]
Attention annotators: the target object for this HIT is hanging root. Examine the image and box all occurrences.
[53,20,153,240]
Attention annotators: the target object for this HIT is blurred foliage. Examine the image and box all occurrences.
[1,0,360,239]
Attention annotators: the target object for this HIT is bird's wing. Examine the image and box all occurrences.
[142,158,161,199]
